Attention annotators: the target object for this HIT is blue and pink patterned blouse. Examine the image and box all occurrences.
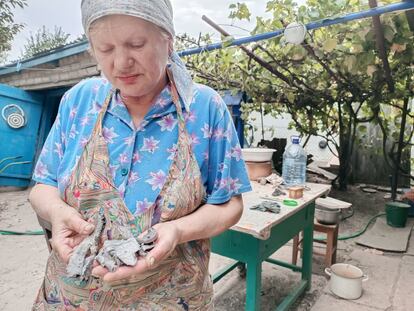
[33,77,252,215]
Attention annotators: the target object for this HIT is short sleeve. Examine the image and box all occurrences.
[32,93,70,187]
[205,96,252,204]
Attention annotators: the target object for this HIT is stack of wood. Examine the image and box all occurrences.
[306,163,337,184]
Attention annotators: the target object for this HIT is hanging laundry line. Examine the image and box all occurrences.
[178,0,414,57]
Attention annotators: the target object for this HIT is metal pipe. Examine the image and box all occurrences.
[0,161,31,174]
[178,1,414,57]
[0,156,22,166]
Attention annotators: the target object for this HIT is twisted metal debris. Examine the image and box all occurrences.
[66,208,157,279]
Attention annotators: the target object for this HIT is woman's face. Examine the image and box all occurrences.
[89,15,171,98]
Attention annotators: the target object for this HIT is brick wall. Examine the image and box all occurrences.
[0,51,99,90]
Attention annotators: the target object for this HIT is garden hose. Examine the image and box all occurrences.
[0,229,44,236]
[0,213,388,239]
[340,206,355,221]
[314,213,386,241]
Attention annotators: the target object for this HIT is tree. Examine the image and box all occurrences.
[0,0,27,59]
[21,25,70,58]
[374,11,414,198]
[74,33,87,43]
[178,0,414,190]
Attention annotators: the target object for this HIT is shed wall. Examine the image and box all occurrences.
[0,52,99,90]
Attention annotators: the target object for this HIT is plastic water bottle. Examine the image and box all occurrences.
[282,136,307,186]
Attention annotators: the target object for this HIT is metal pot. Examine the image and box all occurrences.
[315,206,341,225]
[325,263,368,300]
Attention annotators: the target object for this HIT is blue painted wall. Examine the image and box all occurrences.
[0,85,66,188]
[221,90,246,148]
[34,88,67,162]
[0,84,45,187]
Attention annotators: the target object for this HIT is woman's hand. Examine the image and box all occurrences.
[91,221,181,283]
[50,205,95,263]
[29,184,95,263]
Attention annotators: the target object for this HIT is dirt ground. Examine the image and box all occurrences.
[0,184,411,310]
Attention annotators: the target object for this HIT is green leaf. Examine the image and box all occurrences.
[344,55,357,72]
[291,45,308,60]
[334,0,347,7]
[357,28,370,41]
[298,5,308,20]
[322,38,337,53]
[313,47,324,58]
[358,125,367,133]
[357,51,375,69]
[351,44,363,53]
[228,3,251,21]
[391,132,399,140]
[221,35,235,48]
[383,25,395,43]
[287,92,296,103]
[308,9,320,19]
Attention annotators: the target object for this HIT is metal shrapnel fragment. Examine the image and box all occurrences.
[95,228,158,272]
[250,201,281,214]
[66,208,105,279]
[272,187,286,197]
[137,228,157,244]
[96,238,141,269]
[67,214,159,277]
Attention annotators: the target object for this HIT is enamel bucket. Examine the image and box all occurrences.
[325,263,368,299]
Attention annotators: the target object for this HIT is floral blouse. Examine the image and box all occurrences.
[33,77,252,215]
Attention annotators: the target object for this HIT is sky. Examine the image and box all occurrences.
[6,0,270,61]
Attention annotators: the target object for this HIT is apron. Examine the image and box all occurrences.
[33,72,213,311]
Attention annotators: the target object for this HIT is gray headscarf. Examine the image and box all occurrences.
[81,0,193,110]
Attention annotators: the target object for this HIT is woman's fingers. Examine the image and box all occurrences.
[101,259,148,283]
[145,254,156,268]
[91,265,109,278]
[49,207,94,262]
[53,232,89,263]
[66,214,95,235]
[107,244,168,281]
[51,239,73,263]
[67,234,89,248]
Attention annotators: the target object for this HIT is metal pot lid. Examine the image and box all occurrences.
[316,197,352,209]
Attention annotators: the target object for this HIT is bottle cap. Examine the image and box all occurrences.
[291,136,300,144]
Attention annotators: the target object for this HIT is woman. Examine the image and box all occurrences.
[29,0,251,310]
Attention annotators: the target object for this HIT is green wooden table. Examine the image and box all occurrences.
[211,182,331,311]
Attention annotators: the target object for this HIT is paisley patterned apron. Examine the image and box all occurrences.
[33,72,213,310]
